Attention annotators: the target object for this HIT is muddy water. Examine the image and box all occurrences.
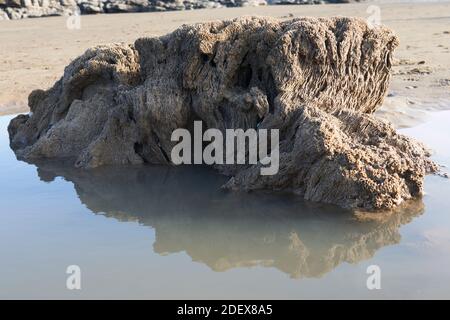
[0,111,449,299]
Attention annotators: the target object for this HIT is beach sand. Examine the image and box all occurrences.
[1,2,450,126]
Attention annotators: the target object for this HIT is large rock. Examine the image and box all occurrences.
[0,0,78,19]
[0,1,364,20]
[77,0,104,13]
[0,8,10,19]
[8,16,437,210]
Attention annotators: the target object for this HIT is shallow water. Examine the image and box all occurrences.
[0,111,449,299]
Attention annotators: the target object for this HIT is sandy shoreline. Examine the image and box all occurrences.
[1,2,450,126]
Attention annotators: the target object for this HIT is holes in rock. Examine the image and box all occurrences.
[265,72,278,114]
[134,142,143,155]
[236,64,253,89]
[257,68,263,82]
[128,109,136,123]
[134,140,149,163]
[201,53,209,63]
[403,170,420,196]
[201,53,217,68]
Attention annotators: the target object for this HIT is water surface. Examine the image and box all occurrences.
[0,112,449,299]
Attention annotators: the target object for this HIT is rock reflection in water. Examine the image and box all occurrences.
[36,163,424,279]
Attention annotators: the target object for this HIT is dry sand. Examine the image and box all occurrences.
[1,2,450,126]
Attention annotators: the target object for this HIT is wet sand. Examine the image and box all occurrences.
[1,2,450,126]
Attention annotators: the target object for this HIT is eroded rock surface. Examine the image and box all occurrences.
[0,1,360,20]
[0,0,267,20]
[0,0,78,20]
[8,16,437,210]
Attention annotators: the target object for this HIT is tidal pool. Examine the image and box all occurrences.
[0,111,449,299]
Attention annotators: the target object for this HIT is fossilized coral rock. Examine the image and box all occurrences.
[8,16,437,210]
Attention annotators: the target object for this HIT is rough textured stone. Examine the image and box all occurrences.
[0,0,78,19]
[77,0,104,13]
[8,16,437,210]
[0,8,9,19]
[0,0,269,20]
